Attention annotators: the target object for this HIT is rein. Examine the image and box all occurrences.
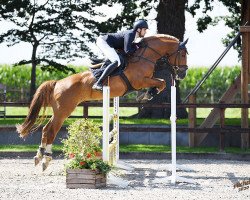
[132,42,187,77]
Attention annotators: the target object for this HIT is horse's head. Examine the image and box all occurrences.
[166,38,189,80]
[142,35,189,80]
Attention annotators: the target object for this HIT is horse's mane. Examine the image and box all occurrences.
[143,34,179,43]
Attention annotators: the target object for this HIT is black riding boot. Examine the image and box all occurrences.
[92,61,118,91]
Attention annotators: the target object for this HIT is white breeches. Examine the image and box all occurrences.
[96,36,121,66]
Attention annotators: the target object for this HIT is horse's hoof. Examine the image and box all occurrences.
[42,155,52,171]
[34,156,42,166]
[34,149,43,166]
[42,163,48,171]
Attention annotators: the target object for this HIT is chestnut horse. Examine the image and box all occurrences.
[16,34,188,170]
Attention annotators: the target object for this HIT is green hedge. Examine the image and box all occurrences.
[0,65,88,101]
[0,64,241,103]
[0,64,87,88]
[179,66,241,103]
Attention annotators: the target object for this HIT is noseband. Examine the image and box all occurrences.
[133,41,188,78]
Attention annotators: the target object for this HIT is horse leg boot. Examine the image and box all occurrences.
[92,61,118,91]
[41,116,66,171]
[35,120,51,166]
[42,144,53,171]
[34,144,46,166]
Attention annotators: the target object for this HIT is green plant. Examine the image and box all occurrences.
[0,65,241,103]
[0,64,88,102]
[62,119,111,174]
[179,66,241,103]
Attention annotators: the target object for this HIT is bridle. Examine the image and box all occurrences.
[132,41,188,78]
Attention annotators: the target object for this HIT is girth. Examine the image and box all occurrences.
[119,72,136,96]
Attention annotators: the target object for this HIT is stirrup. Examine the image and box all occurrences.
[92,83,103,91]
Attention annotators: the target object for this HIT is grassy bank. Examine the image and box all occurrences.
[0,144,249,154]
[0,115,249,126]
[3,107,250,119]
[0,117,248,126]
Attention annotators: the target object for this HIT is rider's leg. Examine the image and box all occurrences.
[92,60,118,91]
[93,36,121,91]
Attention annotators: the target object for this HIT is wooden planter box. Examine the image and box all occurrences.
[66,169,107,189]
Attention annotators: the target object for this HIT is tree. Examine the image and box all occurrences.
[241,0,250,25]
[187,0,241,57]
[136,0,244,118]
[135,0,188,118]
[0,0,141,100]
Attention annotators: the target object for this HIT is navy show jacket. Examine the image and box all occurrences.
[102,29,137,55]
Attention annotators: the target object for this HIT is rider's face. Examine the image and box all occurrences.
[138,28,147,37]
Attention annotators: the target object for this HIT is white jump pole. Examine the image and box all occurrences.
[170,82,177,183]
[102,85,133,170]
[102,86,110,163]
[102,85,132,187]
[102,86,120,165]
[168,80,195,184]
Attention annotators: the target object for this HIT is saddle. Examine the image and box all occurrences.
[89,53,128,79]
[89,53,135,94]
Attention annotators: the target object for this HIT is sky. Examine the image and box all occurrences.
[0,2,241,67]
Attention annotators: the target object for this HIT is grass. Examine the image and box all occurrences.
[3,106,139,117]
[3,106,250,118]
[0,116,248,127]
[0,144,249,154]
[0,106,249,126]
[120,144,250,154]
[0,144,62,152]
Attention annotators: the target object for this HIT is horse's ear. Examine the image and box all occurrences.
[179,38,189,49]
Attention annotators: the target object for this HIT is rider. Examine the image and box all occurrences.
[92,19,148,91]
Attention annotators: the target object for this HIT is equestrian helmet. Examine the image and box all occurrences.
[133,19,148,30]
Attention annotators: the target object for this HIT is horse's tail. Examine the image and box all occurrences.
[16,80,57,138]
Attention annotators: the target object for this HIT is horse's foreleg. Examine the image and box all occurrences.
[139,77,166,100]
[141,77,166,93]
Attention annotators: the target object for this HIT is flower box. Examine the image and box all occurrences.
[63,119,111,189]
[66,169,106,189]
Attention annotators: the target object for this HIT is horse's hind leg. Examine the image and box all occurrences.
[34,118,53,166]
[34,146,45,166]
[40,102,78,171]
[41,116,65,171]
